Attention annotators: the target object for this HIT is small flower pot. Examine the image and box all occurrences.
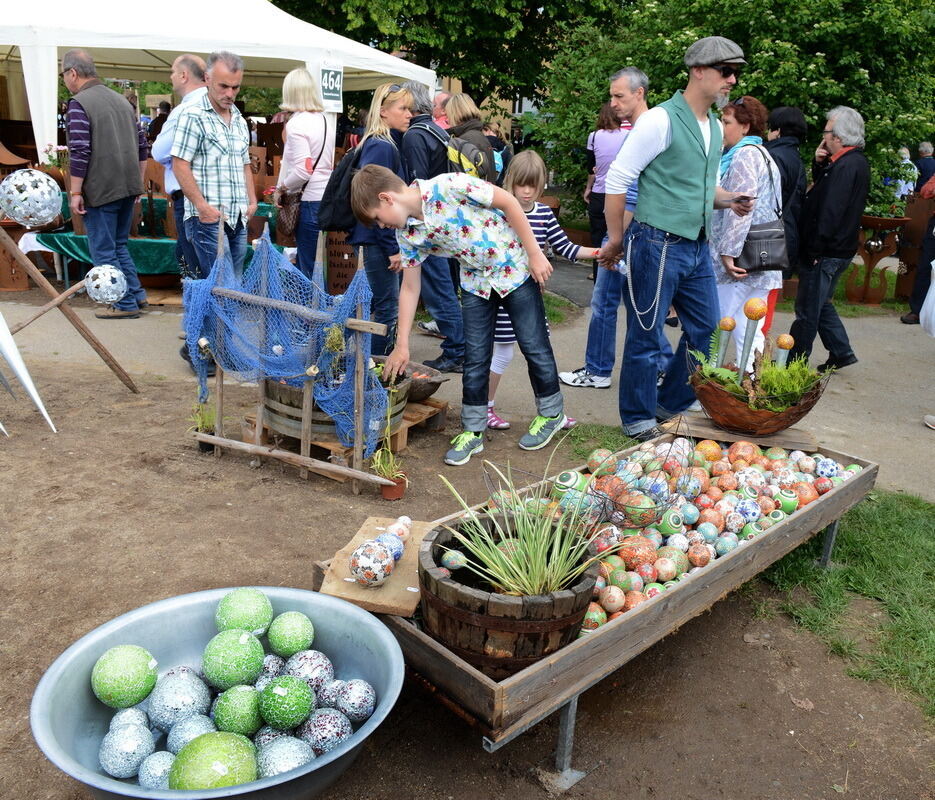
[380,475,408,501]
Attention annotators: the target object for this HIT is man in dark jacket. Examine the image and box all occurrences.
[399,81,465,373]
[788,106,869,371]
[763,106,807,272]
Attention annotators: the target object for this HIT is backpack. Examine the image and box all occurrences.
[318,139,402,233]
[409,123,485,178]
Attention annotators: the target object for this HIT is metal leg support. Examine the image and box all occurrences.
[817,519,840,569]
[535,695,587,793]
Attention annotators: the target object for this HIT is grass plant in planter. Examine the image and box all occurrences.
[187,400,217,452]
[370,393,408,501]
[417,461,617,678]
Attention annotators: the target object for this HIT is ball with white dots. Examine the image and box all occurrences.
[0,169,61,227]
[316,679,346,709]
[257,735,315,778]
[284,649,334,694]
[296,708,353,756]
[85,265,128,305]
[137,751,176,789]
[167,713,216,754]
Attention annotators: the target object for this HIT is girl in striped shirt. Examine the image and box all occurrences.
[486,150,599,430]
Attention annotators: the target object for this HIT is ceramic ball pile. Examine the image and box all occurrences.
[88,588,378,790]
[0,168,62,227]
[561,439,860,635]
[348,516,412,587]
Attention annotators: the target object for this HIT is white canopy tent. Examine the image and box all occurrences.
[0,0,436,159]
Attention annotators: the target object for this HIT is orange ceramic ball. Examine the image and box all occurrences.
[719,316,737,331]
[607,611,625,621]
[687,544,711,567]
[710,459,732,477]
[757,495,777,514]
[619,536,658,570]
[728,440,758,463]
[706,486,724,502]
[695,439,723,462]
[792,481,819,507]
[776,333,794,350]
[623,591,649,612]
[689,466,711,492]
[697,509,725,532]
[752,455,771,470]
[744,297,768,321]
[716,472,739,492]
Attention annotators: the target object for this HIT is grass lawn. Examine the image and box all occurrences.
[777,265,910,318]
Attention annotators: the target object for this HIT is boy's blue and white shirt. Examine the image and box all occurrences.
[397,173,530,300]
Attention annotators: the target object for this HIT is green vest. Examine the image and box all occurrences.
[634,90,721,240]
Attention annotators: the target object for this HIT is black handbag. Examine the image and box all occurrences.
[736,146,789,273]
[277,115,328,237]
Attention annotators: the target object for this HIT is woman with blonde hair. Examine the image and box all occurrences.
[275,68,336,277]
[444,93,496,182]
[348,82,412,355]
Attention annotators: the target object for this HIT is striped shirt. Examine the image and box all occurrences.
[66,100,149,180]
[494,201,579,343]
[170,92,251,222]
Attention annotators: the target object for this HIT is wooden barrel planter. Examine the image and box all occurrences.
[263,374,410,442]
[418,519,598,680]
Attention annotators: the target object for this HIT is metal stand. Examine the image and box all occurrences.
[817,520,840,568]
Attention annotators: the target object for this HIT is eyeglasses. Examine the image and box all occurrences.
[708,64,742,79]
[822,128,835,136]
[731,97,745,106]
[59,68,72,78]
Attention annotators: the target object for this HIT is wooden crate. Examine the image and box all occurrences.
[313,437,877,743]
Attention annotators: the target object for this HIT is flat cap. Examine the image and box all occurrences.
[684,36,746,67]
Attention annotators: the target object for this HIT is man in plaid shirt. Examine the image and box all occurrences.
[172,51,256,278]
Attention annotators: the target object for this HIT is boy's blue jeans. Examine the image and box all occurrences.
[619,221,718,437]
[460,277,563,433]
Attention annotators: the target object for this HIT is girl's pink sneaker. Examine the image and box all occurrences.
[563,416,577,429]
[486,408,511,430]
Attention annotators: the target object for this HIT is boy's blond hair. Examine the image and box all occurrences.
[360,83,413,145]
[350,164,407,226]
[503,149,547,197]
[444,93,482,127]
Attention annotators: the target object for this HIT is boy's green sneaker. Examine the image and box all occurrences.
[518,413,568,451]
[444,431,484,465]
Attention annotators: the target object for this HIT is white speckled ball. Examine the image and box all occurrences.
[334,679,376,723]
[85,265,128,305]
[296,708,353,756]
[137,750,176,789]
[98,723,155,778]
[255,653,286,692]
[315,679,346,710]
[665,533,690,552]
[147,673,211,732]
[110,707,149,731]
[254,724,294,748]
[257,735,315,778]
[163,664,200,681]
[348,540,395,587]
[725,511,745,534]
[167,714,216,754]
[284,650,334,694]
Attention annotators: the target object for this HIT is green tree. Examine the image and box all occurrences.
[273,0,618,104]
[528,0,935,217]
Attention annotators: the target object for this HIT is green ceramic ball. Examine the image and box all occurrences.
[91,645,158,709]
[260,676,314,729]
[202,630,264,691]
[215,588,274,636]
[168,732,257,790]
[214,685,263,736]
[267,612,315,658]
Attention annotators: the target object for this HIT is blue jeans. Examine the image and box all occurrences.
[171,193,199,278]
[361,245,401,356]
[294,200,321,279]
[788,256,854,362]
[461,277,563,432]
[619,221,718,436]
[185,216,247,279]
[419,254,464,360]
[83,196,145,311]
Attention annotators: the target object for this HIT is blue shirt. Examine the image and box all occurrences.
[151,87,207,194]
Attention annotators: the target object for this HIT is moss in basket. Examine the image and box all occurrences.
[754,357,822,412]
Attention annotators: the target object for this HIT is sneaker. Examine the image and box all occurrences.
[518,413,568,451]
[445,431,484,465]
[563,416,577,429]
[486,408,511,430]
[900,312,920,325]
[423,356,463,373]
[94,305,140,319]
[626,425,664,443]
[558,367,611,388]
[417,319,445,338]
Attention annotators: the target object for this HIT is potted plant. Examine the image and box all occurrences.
[187,401,217,452]
[370,396,408,500]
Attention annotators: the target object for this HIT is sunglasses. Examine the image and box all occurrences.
[709,64,742,79]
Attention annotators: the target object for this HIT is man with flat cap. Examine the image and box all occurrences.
[600,35,753,441]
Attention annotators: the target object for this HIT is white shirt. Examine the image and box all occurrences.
[604,106,720,196]
[150,86,208,194]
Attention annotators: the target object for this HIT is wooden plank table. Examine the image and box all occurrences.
[313,433,878,791]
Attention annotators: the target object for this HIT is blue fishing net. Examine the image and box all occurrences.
[183,231,388,457]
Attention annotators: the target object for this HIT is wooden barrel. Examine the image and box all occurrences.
[418,520,598,679]
[263,375,410,442]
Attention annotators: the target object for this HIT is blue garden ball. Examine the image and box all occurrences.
[680,503,700,526]
[375,533,405,561]
[715,535,739,557]
[816,459,839,479]
[735,498,762,524]
[696,522,719,543]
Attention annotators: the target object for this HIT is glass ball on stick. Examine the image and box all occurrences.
[0,169,62,228]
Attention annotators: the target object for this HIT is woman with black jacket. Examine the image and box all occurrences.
[444,93,497,183]
[763,106,807,271]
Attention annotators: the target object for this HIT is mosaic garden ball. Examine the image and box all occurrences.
[654,557,677,582]
[741,522,759,540]
[587,448,617,476]
[616,459,643,479]
[695,439,723,462]
[635,562,657,583]
[82,264,129,305]
[735,498,762,523]
[582,602,607,630]
[643,582,665,598]
[202,629,265,691]
[697,522,719,543]
[335,678,377,723]
[619,536,657,570]
[704,543,717,561]
[764,446,788,460]
[767,509,787,525]
[284,649,334,695]
[698,508,725,532]
[91,645,158,709]
[656,508,684,537]
[316,679,346,710]
[147,673,211,732]
[623,590,649,610]
[216,588,274,636]
[788,449,806,465]
[99,723,155,779]
[167,714,216,755]
[714,498,738,518]
[694,492,715,511]
[687,544,710,567]
[214,685,263,736]
[268,612,315,659]
[256,736,315,778]
[375,533,405,561]
[641,529,664,549]
[602,553,626,572]
[624,571,644,593]
[0,168,61,227]
[756,495,777,515]
[715,535,739,557]
[349,539,395,587]
[792,481,819,507]
[655,546,689,575]
[665,532,690,552]
[685,530,705,548]
[607,567,634,592]
[672,473,701,499]
[110,707,149,730]
[260,675,314,729]
[168,731,257,790]
[845,463,863,474]
[440,549,468,570]
[296,708,354,756]
[736,467,766,489]
[599,585,627,613]
[588,532,616,557]
[138,751,176,790]
[623,493,658,527]
[710,459,732,477]
[254,725,291,748]
[716,471,740,492]
[813,476,834,495]
[797,455,817,473]
[816,458,839,479]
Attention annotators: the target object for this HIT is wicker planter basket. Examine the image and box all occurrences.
[689,371,828,436]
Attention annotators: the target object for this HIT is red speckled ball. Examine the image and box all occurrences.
[756,495,777,514]
[619,536,658,570]
[687,544,711,567]
[710,459,732,477]
[716,472,739,492]
[697,509,725,532]
[813,476,834,495]
[623,591,649,611]
[744,297,768,320]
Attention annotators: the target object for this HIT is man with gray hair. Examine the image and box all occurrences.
[788,106,869,370]
[171,51,256,280]
[61,48,150,319]
[915,141,935,192]
[398,80,465,372]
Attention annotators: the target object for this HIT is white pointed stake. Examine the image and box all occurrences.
[0,312,56,432]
